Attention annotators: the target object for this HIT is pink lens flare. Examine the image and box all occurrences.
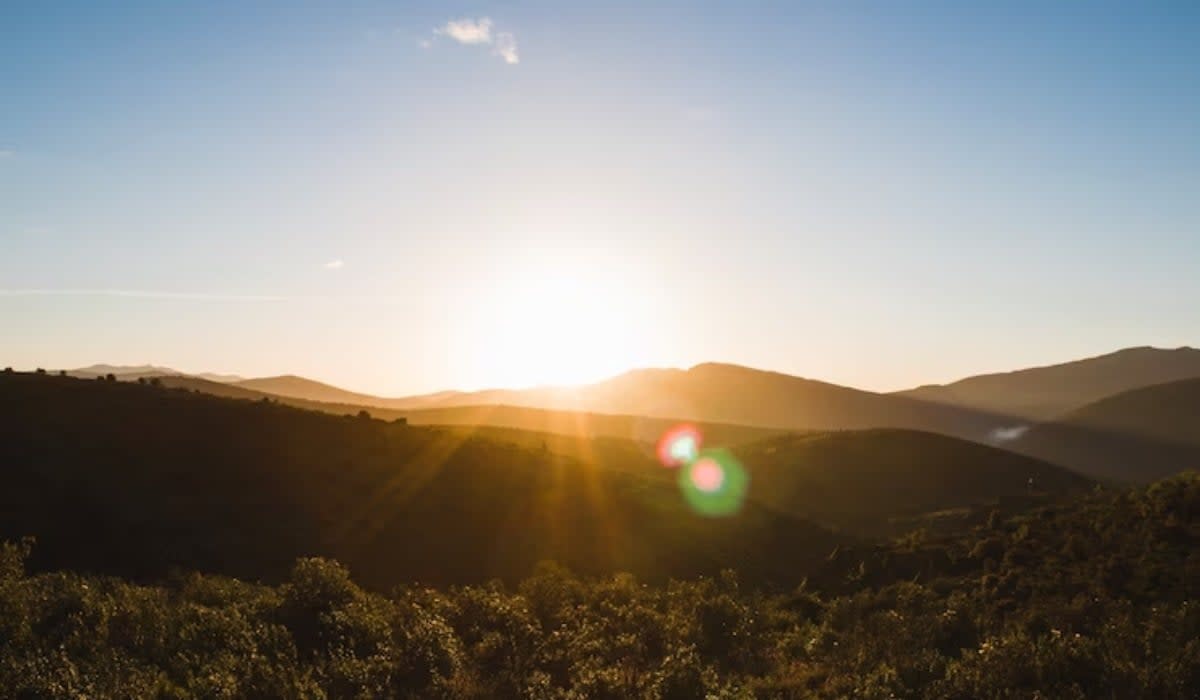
[689,457,725,492]
[656,423,702,468]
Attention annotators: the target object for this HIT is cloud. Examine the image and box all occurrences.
[0,150,12,158]
[323,259,345,270]
[437,17,493,45]
[0,288,287,302]
[988,425,1030,442]
[493,32,519,64]
[429,17,518,65]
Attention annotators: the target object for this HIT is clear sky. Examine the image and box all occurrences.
[2,1,1198,394]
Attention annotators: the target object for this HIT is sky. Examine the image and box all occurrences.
[2,1,1198,395]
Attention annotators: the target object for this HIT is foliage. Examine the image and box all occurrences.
[0,473,1198,698]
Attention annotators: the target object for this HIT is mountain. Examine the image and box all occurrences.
[896,346,1200,419]
[156,375,787,447]
[234,374,394,405]
[236,363,1021,443]
[0,371,846,588]
[64,365,244,383]
[1010,377,1200,483]
[66,363,181,378]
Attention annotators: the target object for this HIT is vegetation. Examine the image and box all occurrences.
[1,473,1197,698]
[2,371,1197,697]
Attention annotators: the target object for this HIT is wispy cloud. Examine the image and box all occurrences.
[0,289,288,302]
[323,259,345,270]
[0,150,13,159]
[428,17,518,65]
[493,32,519,64]
[437,17,493,45]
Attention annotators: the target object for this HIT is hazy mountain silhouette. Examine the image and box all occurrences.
[64,364,244,383]
[896,346,1200,419]
[1010,377,1200,483]
[155,375,787,447]
[232,374,450,408]
[232,363,1020,443]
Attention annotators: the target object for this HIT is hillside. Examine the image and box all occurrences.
[1,471,1196,697]
[232,374,446,409]
[734,430,1090,535]
[156,375,786,448]
[897,346,1200,419]
[1011,378,1200,483]
[237,363,1018,443]
[0,372,844,589]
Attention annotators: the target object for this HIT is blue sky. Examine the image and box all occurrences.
[2,1,1198,393]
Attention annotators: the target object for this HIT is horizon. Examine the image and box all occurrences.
[4,1,1199,395]
[16,342,1199,397]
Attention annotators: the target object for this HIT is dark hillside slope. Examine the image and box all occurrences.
[1012,378,1200,483]
[735,430,1090,535]
[0,373,843,589]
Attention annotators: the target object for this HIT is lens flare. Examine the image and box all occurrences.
[677,449,748,517]
[656,424,702,468]
[690,458,725,492]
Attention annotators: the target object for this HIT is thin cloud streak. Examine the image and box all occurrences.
[0,289,289,302]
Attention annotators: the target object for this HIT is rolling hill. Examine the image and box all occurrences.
[237,363,1020,443]
[896,346,1200,419]
[155,374,787,447]
[734,429,1091,535]
[0,371,845,589]
[1010,377,1200,483]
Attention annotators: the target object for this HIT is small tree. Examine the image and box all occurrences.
[35,368,46,375]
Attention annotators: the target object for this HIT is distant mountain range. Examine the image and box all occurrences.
[66,364,244,383]
[894,346,1200,419]
[49,345,1200,483]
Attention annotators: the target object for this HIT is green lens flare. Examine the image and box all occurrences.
[677,449,748,517]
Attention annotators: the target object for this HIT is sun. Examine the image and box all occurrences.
[468,265,645,388]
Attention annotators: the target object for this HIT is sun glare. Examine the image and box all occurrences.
[469,265,645,388]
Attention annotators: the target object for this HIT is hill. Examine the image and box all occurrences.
[0,468,1195,698]
[733,430,1090,535]
[238,363,1019,443]
[231,374,445,409]
[896,346,1200,419]
[0,372,844,589]
[1010,378,1200,483]
[144,377,1089,536]
[155,375,787,447]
